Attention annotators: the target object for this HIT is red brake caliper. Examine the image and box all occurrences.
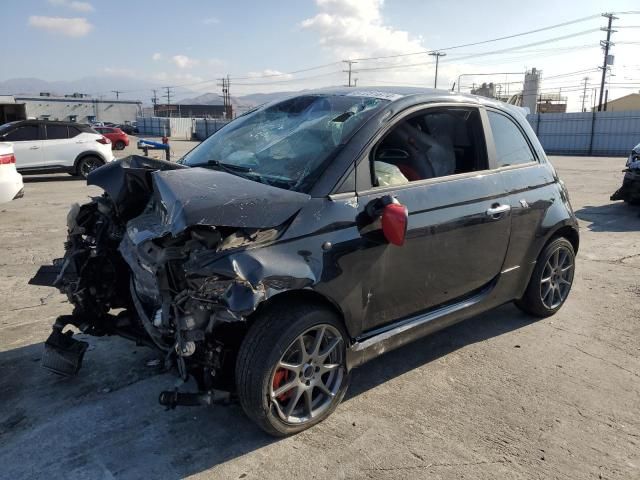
[273,369,294,402]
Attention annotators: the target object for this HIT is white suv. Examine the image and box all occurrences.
[0,120,116,178]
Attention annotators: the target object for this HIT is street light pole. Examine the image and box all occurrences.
[429,51,446,89]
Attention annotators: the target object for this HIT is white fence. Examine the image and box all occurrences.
[136,116,230,140]
[527,110,640,156]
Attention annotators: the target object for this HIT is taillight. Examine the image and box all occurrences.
[96,136,111,144]
[0,153,16,165]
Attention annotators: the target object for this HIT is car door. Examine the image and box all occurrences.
[484,109,557,266]
[43,123,72,167]
[3,124,43,169]
[355,104,512,331]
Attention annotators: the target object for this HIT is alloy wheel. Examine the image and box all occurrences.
[269,324,345,424]
[539,246,574,309]
[79,157,103,177]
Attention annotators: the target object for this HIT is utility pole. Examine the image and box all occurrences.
[342,60,357,87]
[581,77,590,112]
[218,76,232,119]
[597,13,617,112]
[151,89,158,116]
[429,51,446,89]
[111,90,122,100]
[163,87,173,117]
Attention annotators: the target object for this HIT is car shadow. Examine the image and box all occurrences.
[0,303,531,479]
[575,202,640,232]
[22,175,84,183]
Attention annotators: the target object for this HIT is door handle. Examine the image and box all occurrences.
[30,146,40,150]
[486,204,511,217]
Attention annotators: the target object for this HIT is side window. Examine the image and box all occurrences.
[68,126,82,138]
[46,124,69,140]
[487,111,536,167]
[370,107,487,187]
[4,125,40,141]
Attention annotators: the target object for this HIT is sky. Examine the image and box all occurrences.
[3,0,640,111]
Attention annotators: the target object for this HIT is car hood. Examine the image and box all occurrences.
[152,167,311,235]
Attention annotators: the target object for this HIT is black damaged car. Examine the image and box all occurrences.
[41,88,579,436]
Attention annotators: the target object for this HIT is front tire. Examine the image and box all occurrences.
[235,301,350,436]
[114,140,126,150]
[515,237,575,317]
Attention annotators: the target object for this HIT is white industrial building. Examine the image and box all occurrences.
[0,93,142,124]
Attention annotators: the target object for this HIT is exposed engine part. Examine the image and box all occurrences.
[42,156,315,405]
[158,389,233,409]
[41,318,89,377]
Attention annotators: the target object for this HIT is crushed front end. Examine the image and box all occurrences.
[42,156,311,406]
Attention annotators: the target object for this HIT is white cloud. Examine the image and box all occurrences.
[300,0,460,88]
[202,17,219,25]
[172,55,199,69]
[152,52,163,61]
[28,16,93,37]
[248,69,293,79]
[48,0,94,12]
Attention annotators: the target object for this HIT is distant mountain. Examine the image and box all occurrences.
[0,77,339,111]
[178,90,315,115]
[0,76,196,103]
[177,92,224,105]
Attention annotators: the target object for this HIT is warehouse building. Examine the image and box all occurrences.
[154,103,227,118]
[595,91,640,112]
[0,93,142,125]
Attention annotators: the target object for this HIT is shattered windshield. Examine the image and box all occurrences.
[180,94,388,192]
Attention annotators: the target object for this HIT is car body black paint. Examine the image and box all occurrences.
[44,87,578,401]
[151,167,311,234]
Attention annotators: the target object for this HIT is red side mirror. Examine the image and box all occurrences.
[381,202,408,246]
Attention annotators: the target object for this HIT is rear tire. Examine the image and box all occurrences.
[235,301,350,437]
[114,140,126,151]
[515,237,575,317]
[75,156,104,179]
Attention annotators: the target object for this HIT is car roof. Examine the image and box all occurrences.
[279,86,527,117]
[9,119,87,127]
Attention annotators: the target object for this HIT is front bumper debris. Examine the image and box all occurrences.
[42,317,89,376]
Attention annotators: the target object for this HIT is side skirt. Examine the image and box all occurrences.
[346,283,494,369]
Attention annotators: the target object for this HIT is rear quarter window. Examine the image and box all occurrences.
[487,111,536,167]
[68,126,82,138]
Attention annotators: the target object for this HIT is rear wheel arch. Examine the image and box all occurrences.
[546,224,579,254]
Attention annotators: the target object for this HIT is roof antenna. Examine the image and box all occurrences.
[451,82,456,92]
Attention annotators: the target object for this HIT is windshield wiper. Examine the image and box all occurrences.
[191,159,254,173]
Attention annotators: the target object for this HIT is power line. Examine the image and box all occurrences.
[228,61,342,81]
[231,70,343,86]
[350,29,601,75]
[351,13,602,62]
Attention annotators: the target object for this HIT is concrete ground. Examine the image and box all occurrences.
[0,151,638,480]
